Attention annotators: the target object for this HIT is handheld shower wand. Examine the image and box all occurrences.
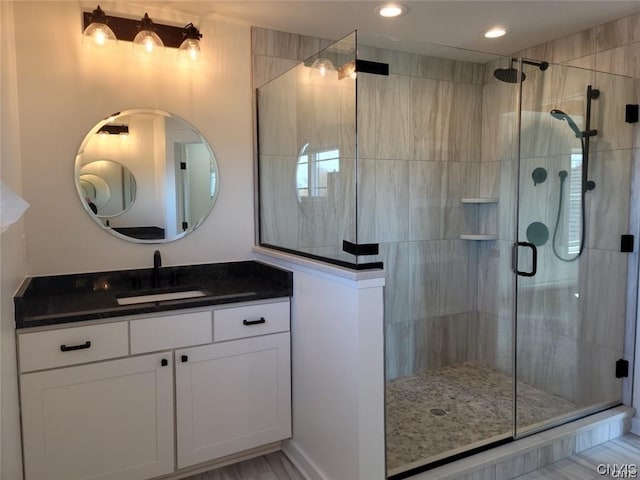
[550,109,583,138]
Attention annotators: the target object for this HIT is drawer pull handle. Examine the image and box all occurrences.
[243,317,266,326]
[161,359,168,367]
[181,355,189,363]
[60,341,91,352]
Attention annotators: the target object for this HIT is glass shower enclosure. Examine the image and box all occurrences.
[256,32,638,478]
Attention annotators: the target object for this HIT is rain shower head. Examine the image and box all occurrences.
[493,67,524,83]
[550,109,583,138]
[493,58,549,83]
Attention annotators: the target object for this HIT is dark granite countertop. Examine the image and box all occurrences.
[15,261,293,329]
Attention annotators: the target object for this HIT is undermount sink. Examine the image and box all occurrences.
[116,289,207,305]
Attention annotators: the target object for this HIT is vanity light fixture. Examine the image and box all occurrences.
[82,6,203,61]
[97,124,129,136]
[82,5,117,48]
[484,26,508,38]
[375,3,408,18]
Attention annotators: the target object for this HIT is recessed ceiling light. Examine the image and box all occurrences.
[484,26,508,39]
[376,3,408,18]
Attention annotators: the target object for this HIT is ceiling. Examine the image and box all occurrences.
[157,1,640,62]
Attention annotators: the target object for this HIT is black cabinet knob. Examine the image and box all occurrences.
[181,355,188,363]
[161,358,168,367]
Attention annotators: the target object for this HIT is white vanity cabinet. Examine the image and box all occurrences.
[20,352,175,480]
[17,298,291,480]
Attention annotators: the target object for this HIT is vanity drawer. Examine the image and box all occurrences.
[18,322,129,373]
[214,301,290,342]
[130,310,212,354]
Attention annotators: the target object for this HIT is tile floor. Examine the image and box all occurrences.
[183,451,303,480]
[185,433,640,479]
[513,433,640,479]
[386,362,579,473]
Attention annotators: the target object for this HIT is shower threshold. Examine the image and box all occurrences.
[385,362,580,477]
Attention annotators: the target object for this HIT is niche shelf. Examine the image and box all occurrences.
[460,197,499,204]
[460,197,499,241]
[460,234,498,241]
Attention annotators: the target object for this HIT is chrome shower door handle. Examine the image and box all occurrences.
[514,242,537,277]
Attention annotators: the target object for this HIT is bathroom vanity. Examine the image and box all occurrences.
[14,261,293,480]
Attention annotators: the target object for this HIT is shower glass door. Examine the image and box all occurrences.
[515,60,637,436]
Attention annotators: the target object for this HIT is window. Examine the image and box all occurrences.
[296,143,340,199]
[567,150,582,255]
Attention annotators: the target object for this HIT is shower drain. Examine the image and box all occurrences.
[429,408,447,417]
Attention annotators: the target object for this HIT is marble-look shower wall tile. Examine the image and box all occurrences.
[592,73,636,152]
[412,79,482,162]
[481,81,518,163]
[594,43,640,79]
[251,27,333,61]
[442,162,480,238]
[563,55,595,70]
[253,55,299,89]
[516,323,580,402]
[550,28,598,64]
[477,313,513,375]
[295,71,344,155]
[375,160,410,242]
[498,160,517,241]
[335,156,357,247]
[596,11,640,51]
[412,312,478,373]
[479,162,499,198]
[252,27,300,59]
[588,150,632,250]
[519,111,551,160]
[386,321,414,380]
[381,242,411,325]
[577,343,624,407]
[376,75,412,160]
[297,192,337,249]
[257,67,298,156]
[337,75,357,159]
[356,73,379,159]
[477,240,515,319]
[357,158,376,243]
[582,249,627,351]
[259,155,300,248]
[409,161,442,240]
[409,240,440,320]
[439,240,478,316]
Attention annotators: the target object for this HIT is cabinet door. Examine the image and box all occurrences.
[176,332,291,468]
[21,353,174,480]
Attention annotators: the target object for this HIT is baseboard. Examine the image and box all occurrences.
[282,439,327,480]
[632,416,640,436]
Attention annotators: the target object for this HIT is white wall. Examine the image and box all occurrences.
[254,248,386,480]
[1,3,27,478]
[13,1,255,275]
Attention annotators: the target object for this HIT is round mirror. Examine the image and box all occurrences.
[75,109,219,242]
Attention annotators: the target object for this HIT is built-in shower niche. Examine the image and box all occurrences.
[256,31,637,479]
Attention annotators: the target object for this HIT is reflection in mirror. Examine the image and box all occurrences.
[79,160,136,217]
[75,109,219,243]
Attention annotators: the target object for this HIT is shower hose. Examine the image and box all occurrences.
[551,139,586,263]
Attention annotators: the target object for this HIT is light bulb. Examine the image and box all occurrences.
[82,6,116,49]
[133,13,164,56]
[178,38,201,64]
[310,58,335,80]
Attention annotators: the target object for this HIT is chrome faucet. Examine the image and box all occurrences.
[152,250,162,288]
